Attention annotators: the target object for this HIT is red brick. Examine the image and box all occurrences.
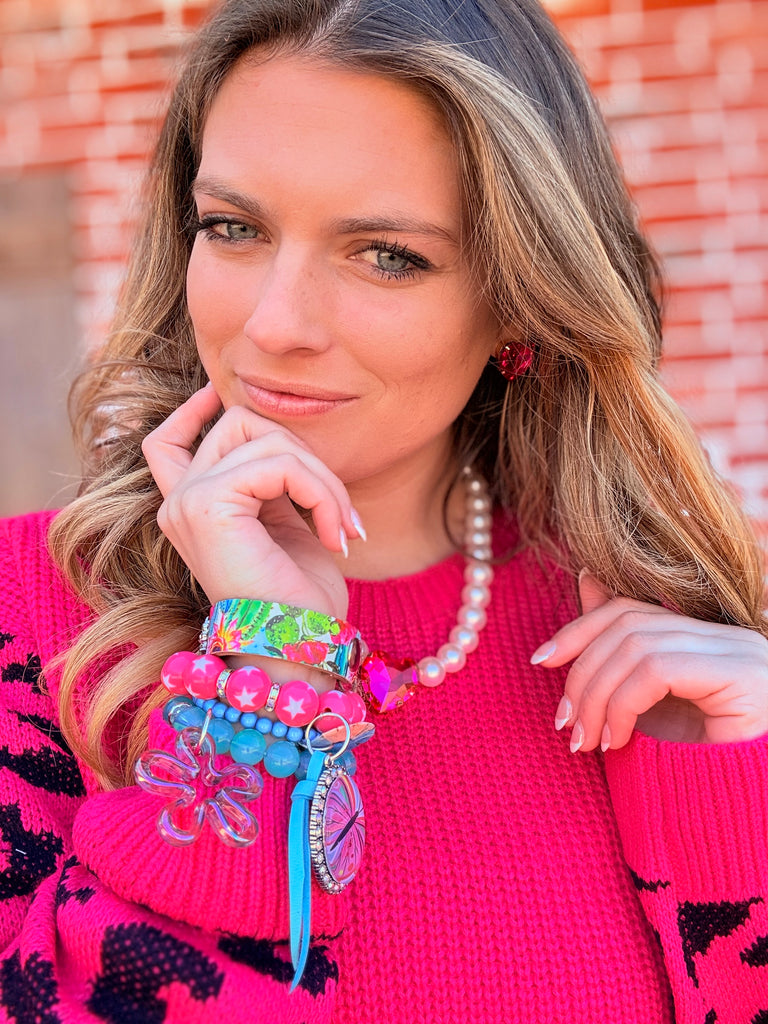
[547,0,611,21]
[181,6,210,30]
[643,0,717,11]
[90,10,166,31]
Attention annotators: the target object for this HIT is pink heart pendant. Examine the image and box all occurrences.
[358,651,419,712]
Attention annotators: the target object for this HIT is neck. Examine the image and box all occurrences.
[338,447,466,580]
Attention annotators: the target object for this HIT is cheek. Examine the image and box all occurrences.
[186,250,214,337]
[186,248,246,342]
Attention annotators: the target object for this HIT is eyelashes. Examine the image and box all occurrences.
[363,239,431,281]
[191,214,432,281]
[192,214,261,242]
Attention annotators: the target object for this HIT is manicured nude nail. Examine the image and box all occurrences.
[530,640,556,665]
[600,723,612,752]
[554,695,573,731]
[339,527,349,558]
[350,508,367,542]
[569,720,585,753]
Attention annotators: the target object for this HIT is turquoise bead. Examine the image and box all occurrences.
[230,729,267,765]
[264,740,300,778]
[207,718,235,753]
[163,696,193,724]
[170,703,205,731]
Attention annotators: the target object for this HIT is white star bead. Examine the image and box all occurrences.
[234,686,260,709]
[285,696,307,721]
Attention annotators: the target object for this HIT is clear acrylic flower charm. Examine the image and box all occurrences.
[134,726,264,848]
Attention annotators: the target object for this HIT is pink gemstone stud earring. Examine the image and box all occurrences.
[497,341,534,380]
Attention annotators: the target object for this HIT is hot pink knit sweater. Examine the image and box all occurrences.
[0,509,766,1022]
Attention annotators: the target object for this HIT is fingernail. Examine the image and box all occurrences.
[339,527,349,558]
[600,723,612,752]
[554,695,573,731]
[350,508,367,542]
[530,640,556,665]
[569,720,585,753]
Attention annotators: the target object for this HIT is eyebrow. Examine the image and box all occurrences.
[191,176,459,245]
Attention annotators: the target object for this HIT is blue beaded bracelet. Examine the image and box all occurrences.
[163,696,320,778]
[191,696,308,743]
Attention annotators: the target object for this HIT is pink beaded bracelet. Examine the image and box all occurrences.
[160,650,367,728]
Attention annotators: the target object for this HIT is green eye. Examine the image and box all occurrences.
[223,222,259,240]
[194,215,262,243]
[376,250,412,273]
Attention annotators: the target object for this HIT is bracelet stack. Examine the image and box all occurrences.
[158,648,367,778]
[135,467,494,989]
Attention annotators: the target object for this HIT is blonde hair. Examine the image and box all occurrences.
[49,0,767,788]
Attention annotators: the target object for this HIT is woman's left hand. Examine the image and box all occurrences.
[531,573,768,751]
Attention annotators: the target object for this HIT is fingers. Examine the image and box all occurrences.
[532,595,731,670]
[142,384,223,498]
[577,571,612,616]
[161,450,353,556]
[190,432,360,546]
[533,574,768,752]
[143,387,364,549]
[560,636,740,753]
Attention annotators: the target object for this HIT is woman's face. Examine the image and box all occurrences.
[187,54,503,489]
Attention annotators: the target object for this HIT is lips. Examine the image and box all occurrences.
[239,376,357,417]
[241,377,355,402]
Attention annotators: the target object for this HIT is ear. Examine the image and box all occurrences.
[578,569,612,615]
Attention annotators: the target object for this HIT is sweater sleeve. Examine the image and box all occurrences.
[0,517,86,951]
[604,730,768,1023]
[0,516,345,1023]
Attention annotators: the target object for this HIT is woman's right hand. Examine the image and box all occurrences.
[141,383,362,619]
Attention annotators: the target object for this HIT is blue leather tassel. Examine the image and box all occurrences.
[288,750,327,991]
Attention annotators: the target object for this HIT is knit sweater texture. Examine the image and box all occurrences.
[0,509,766,1022]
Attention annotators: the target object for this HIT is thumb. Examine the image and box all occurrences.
[578,569,613,616]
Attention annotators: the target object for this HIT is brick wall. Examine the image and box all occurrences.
[1,0,766,534]
[556,0,768,536]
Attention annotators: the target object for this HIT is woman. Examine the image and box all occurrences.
[0,0,766,1019]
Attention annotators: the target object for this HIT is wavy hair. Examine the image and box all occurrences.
[49,0,767,788]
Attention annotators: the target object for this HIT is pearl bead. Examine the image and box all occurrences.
[437,643,467,672]
[468,495,491,514]
[465,530,491,549]
[418,656,446,687]
[464,562,494,586]
[351,472,493,705]
[457,604,487,630]
[449,624,479,652]
[461,583,491,608]
[469,546,493,562]
[467,512,492,532]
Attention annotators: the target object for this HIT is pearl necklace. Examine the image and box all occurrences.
[358,468,494,711]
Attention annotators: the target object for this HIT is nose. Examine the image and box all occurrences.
[243,244,331,356]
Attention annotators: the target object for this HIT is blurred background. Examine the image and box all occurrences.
[0,0,766,543]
